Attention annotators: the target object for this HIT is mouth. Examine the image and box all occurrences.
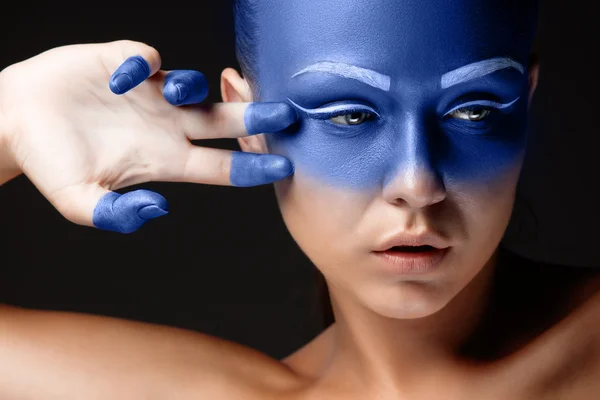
[372,244,450,274]
[385,245,438,253]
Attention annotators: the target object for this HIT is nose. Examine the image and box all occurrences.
[382,115,446,209]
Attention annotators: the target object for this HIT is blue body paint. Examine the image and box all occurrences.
[103,56,298,232]
[244,102,298,135]
[243,0,536,190]
[230,152,294,187]
[93,190,168,234]
[163,70,209,105]
[291,61,391,92]
[109,56,151,95]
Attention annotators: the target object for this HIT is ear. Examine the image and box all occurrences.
[527,54,540,107]
[220,68,269,154]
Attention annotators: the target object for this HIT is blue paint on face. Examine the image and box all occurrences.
[246,0,536,190]
[93,190,168,234]
[163,70,209,105]
[244,102,298,135]
[109,56,151,95]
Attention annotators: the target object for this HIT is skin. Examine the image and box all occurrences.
[0,42,297,233]
[0,3,599,399]
[221,0,600,397]
[93,56,296,233]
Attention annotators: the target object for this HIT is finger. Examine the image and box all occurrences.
[107,40,162,95]
[178,146,294,186]
[93,190,168,234]
[50,184,168,234]
[163,70,209,106]
[178,102,298,140]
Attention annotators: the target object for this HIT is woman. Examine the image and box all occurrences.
[1,0,599,399]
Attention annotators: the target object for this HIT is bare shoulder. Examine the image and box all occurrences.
[493,265,600,399]
[0,304,303,400]
[281,323,336,380]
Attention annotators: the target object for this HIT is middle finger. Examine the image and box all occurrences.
[176,101,298,140]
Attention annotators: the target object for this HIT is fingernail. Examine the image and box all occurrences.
[138,204,169,220]
[244,103,298,135]
[109,55,151,95]
[93,190,168,234]
[109,73,133,94]
[175,83,189,102]
[230,152,294,187]
[163,70,209,106]
[164,82,189,104]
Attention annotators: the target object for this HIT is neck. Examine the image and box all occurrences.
[322,250,499,393]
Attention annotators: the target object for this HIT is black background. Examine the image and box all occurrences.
[0,3,597,360]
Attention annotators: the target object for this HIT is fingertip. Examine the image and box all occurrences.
[132,189,169,213]
[230,152,295,187]
[280,103,299,128]
[244,102,299,135]
[163,82,189,105]
[138,205,169,220]
[109,73,133,95]
[109,55,151,95]
[92,190,168,234]
[163,70,209,105]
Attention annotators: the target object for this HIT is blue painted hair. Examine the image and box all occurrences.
[233,0,260,89]
[233,0,540,91]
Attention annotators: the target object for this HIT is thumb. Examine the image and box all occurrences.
[51,184,168,234]
[103,40,162,95]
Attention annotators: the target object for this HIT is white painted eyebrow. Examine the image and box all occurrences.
[291,61,391,91]
[441,57,525,89]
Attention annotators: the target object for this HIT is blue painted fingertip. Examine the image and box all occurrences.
[92,190,169,234]
[230,152,294,187]
[163,70,209,106]
[244,102,298,135]
[109,55,151,95]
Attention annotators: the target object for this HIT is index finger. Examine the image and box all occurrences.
[176,102,298,140]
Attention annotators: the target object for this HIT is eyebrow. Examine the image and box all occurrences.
[441,57,525,89]
[291,61,391,91]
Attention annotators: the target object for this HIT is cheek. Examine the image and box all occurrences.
[274,172,374,265]
[268,119,391,189]
[449,162,523,253]
[438,117,528,184]
[267,112,528,190]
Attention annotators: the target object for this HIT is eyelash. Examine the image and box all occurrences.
[443,97,520,120]
[286,96,520,127]
[287,98,379,121]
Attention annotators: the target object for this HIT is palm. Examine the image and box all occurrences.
[1,40,296,232]
[10,51,187,200]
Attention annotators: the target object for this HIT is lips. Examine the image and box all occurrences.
[373,231,450,252]
[387,245,436,253]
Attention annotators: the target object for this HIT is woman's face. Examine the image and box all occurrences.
[247,0,536,318]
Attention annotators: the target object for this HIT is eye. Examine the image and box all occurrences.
[286,98,380,126]
[448,107,492,122]
[443,97,521,123]
[329,111,373,126]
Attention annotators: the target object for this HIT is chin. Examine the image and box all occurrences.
[365,281,455,319]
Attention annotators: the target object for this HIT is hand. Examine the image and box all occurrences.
[0,40,297,233]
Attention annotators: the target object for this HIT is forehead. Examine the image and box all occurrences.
[253,0,532,85]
